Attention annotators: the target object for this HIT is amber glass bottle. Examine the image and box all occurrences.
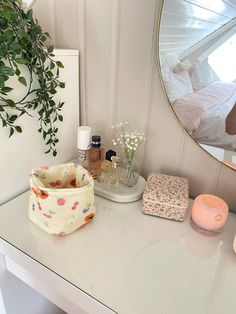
[88,135,104,180]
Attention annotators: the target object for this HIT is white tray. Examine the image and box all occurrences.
[94,175,146,203]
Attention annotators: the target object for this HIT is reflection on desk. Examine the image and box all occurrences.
[0,192,236,314]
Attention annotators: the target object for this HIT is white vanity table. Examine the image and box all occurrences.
[0,192,236,314]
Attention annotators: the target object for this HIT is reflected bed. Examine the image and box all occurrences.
[172,81,236,151]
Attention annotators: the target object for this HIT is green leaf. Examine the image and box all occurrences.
[41,54,46,63]
[19,110,26,117]
[2,86,13,93]
[15,58,29,65]
[18,29,28,38]
[3,9,11,20]
[0,106,4,112]
[9,42,21,51]
[9,115,18,122]
[9,127,14,138]
[26,10,33,21]
[0,49,6,58]
[40,35,47,42]
[15,126,22,133]
[46,71,53,78]
[50,61,55,70]
[15,68,21,76]
[56,61,64,68]
[0,66,15,76]
[0,76,4,88]
[2,75,9,82]
[18,77,27,87]
[6,99,15,107]
[44,32,51,38]
[58,115,63,122]
[47,45,54,53]
[59,82,65,88]
[4,30,14,42]
[49,100,55,107]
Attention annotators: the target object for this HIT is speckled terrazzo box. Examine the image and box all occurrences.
[142,173,189,222]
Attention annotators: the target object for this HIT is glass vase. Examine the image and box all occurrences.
[120,157,140,187]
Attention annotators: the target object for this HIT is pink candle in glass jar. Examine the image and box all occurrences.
[191,194,229,232]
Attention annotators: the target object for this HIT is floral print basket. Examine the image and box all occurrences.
[29,163,96,236]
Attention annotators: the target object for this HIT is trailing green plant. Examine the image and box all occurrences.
[0,0,65,156]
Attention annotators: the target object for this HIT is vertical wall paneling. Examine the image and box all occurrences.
[49,0,56,45]
[115,0,158,168]
[141,0,159,173]
[115,0,156,124]
[78,0,87,125]
[32,0,54,45]
[181,135,223,198]
[109,0,120,130]
[176,132,188,176]
[84,0,114,145]
[216,166,236,211]
[27,1,236,209]
[53,0,80,49]
[145,64,187,177]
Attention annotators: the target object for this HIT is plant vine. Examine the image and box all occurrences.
[0,0,65,156]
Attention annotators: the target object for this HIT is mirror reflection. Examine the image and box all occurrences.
[159,0,236,169]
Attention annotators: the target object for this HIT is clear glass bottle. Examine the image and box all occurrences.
[108,156,120,187]
[101,150,117,179]
[88,135,104,181]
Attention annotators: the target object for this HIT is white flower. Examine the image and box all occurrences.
[112,121,145,160]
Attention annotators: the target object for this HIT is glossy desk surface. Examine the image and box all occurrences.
[0,192,236,314]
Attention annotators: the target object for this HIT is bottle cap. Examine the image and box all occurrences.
[77,126,92,150]
[91,135,101,147]
[111,156,119,168]
[105,150,116,161]
[111,156,119,164]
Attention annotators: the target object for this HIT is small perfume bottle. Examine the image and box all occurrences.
[108,156,120,187]
[88,135,104,180]
[77,126,92,169]
[101,150,117,177]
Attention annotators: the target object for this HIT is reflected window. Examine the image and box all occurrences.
[208,34,236,82]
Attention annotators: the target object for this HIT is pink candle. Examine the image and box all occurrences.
[191,194,229,232]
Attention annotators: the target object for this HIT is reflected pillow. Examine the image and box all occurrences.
[190,60,215,91]
[162,69,193,103]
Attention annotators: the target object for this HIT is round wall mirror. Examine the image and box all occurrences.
[159,0,236,170]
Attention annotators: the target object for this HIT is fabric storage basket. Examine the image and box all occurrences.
[29,163,95,236]
[142,173,189,222]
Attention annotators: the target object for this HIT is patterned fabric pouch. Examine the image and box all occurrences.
[29,163,95,235]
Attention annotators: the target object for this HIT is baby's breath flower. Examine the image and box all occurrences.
[112,121,145,162]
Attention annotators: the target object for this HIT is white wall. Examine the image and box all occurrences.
[0,50,79,205]
[32,0,236,210]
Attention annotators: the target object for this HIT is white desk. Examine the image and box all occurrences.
[0,192,236,314]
